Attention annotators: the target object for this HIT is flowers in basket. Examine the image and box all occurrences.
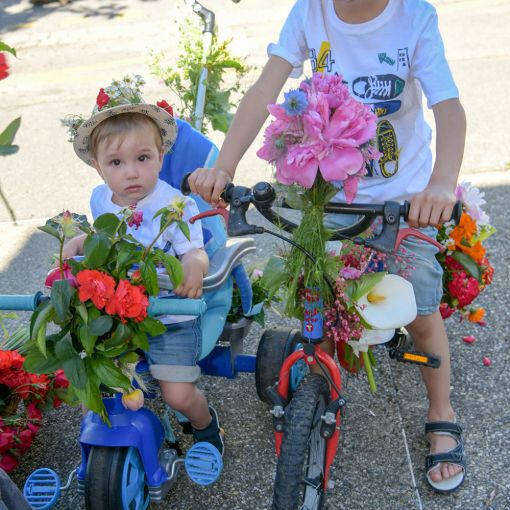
[437,181,495,324]
[22,202,189,423]
[256,73,417,390]
[0,317,69,472]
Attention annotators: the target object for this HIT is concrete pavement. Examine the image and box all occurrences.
[1,1,509,509]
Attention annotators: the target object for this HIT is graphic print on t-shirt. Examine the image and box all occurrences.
[352,74,404,100]
[376,119,399,178]
[378,52,395,66]
[397,48,410,70]
[309,41,335,73]
[368,100,402,118]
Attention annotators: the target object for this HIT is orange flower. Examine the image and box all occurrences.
[459,240,485,263]
[77,269,116,310]
[450,212,477,248]
[105,279,149,323]
[468,307,485,323]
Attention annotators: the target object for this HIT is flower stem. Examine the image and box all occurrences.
[362,350,377,393]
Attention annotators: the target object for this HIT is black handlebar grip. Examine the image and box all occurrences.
[402,200,463,225]
[181,173,192,195]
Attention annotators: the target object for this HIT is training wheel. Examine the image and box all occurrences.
[23,468,61,510]
[184,442,223,486]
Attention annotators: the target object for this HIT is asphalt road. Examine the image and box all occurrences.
[1,1,509,509]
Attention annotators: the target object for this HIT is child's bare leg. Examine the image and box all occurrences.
[406,311,462,482]
[159,381,211,429]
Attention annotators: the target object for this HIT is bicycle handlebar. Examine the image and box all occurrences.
[181,173,462,253]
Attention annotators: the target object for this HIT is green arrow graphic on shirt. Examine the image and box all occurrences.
[378,53,396,66]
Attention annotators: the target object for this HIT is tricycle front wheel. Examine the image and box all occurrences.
[84,446,149,510]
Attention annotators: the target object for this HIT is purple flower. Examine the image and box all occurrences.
[127,210,143,229]
[340,267,363,280]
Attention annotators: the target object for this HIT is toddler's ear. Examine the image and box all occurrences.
[158,147,165,169]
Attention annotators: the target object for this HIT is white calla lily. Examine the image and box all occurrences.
[347,328,395,357]
[355,274,417,329]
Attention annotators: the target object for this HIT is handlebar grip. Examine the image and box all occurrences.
[0,292,45,311]
[181,173,192,196]
[148,297,207,317]
[402,200,463,225]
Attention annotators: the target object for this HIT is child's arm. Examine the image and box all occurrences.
[62,234,86,260]
[188,56,293,205]
[173,248,209,299]
[407,98,466,228]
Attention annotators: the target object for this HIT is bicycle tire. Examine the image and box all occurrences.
[255,327,305,404]
[84,446,149,510]
[273,374,329,510]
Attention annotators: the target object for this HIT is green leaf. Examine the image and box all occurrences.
[84,231,112,267]
[37,224,62,240]
[139,260,158,295]
[131,331,149,351]
[451,251,482,282]
[0,42,16,56]
[76,303,88,323]
[116,244,139,273]
[62,355,88,390]
[211,113,229,133]
[71,369,107,422]
[22,345,61,374]
[54,334,77,361]
[30,300,55,356]
[90,357,131,390]
[0,118,21,146]
[79,324,97,354]
[101,345,128,358]
[50,279,75,323]
[285,188,307,210]
[88,315,113,336]
[93,213,121,236]
[260,255,288,300]
[104,322,132,348]
[138,316,167,336]
[177,220,190,241]
[158,252,184,288]
[0,145,19,156]
[348,272,387,302]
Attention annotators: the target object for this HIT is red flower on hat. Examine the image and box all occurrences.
[96,88,110,110]
[0,53,9,81]
[157,99,174,116]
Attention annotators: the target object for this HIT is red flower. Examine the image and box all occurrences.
[447,272,480,308]
[18,429,34,448]
[481,258,494,286]
[0,432,15,453]
[105,279,149,323]
[0,53,9,81]
[26,402,43,421]
[96,88,110,110]
[77,269,116,310]
[0,454,17,472]
[157,99,174,116]
[53,369,69,389]
[439,302,456,320]
[0,350,24,370]
[127,210,143,229]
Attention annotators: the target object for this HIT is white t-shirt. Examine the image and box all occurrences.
[90,179,204,255]
[268,0,459,204]
[90,179,204,324]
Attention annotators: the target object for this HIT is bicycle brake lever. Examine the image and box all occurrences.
[395,228,446,252]
[189,208,230,224]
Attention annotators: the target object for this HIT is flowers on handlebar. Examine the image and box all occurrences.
[437,181,495,325]
[23,206,188,424]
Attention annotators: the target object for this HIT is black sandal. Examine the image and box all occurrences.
[425,421,466,493]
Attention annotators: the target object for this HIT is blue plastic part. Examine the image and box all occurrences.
[234,354,256,373]
[23,468,61,510]
[121,447,150,510]
[198,345,236,378]
[0,292,44,311]
[78,394,167,488]
[231,265,253,315]
[289,343,308,392]
[185,442,223,486]
[148,296,207,317]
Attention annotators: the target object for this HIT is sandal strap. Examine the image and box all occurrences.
[425,421,462,437]
[425,442,466,472]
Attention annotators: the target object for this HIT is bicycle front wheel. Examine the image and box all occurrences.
[272,374,330,510]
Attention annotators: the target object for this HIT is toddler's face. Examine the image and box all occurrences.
[93,127,163,207]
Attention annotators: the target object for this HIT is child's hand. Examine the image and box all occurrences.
[407,182,456,228]
[173,248,209,299]
[173,270,204,299]
[188,167,231,207]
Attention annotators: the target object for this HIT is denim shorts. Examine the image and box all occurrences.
[325,214,443,316]
[145,318,202,383]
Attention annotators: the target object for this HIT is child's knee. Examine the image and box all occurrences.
[160,382,201,411]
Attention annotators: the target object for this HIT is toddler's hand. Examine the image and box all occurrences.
[173,271,204,299]
[407,183,456,228]
[188,167,231,207]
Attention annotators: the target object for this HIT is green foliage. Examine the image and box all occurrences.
[150,18,250,134]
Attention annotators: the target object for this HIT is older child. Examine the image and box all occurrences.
[65,75,223,455]
[189,0,466,492]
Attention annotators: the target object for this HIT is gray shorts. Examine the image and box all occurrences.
[145,318,202,383]
[325,214,443,316]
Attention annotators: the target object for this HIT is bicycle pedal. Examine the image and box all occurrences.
[392,349,440,368]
